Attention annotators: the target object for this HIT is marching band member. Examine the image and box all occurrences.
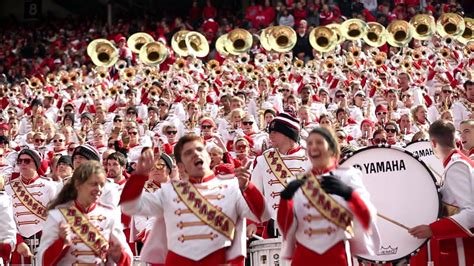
[5,149,60,264]
[120,135,271,265]
[460,119,474,159]
[412,104,430,133]
[277,127,380,265]
[36,161,133,265]
[251,113,312,235]
[452,80,474,129]
[55,155,73,181]
[0,175,16,264]
[409,120,474,265]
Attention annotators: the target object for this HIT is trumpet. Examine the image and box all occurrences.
[245,64,255,74]
[265,64,276,75]
[238,53,250,64]
[69,70,80,83]
[373,54,385,67]
[212,66,223,76]
[401,57,412,70]
[255,53,267,67]
[439,47,451,58]
[60,75,70,86]
[349,45,362,58]
[323,58,335,71]
[95,66,109,79]
[441,35,455,47]
[391,54,403,68]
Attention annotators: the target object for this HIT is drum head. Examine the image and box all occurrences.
[405,140,444,185]
[340,146,440,263]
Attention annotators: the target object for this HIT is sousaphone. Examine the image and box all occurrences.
[268,25,297,53]
[363,22,387,47]
[172,30,190,57]
[87,39,119,67]
[386,20,413,47]
[410,14,436,40]
[309,26,337,53]
[436,13,465,38]
[127,32,154,54]
[341,19,368,41]
[139,42,169,66]
[185,31,209,58]
[327,23,345,44]
[458,17,474,45]
[216,34,230,56]
[260,26,274,52]
[225,28,253,55]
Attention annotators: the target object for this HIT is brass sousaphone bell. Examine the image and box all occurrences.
[309,26,337,53]
[363,22,387,47]
[225,28,253,55]
[215,34,230,56]
[87,39,119,67]
[326,24,345,44]
[267,25,297,53]
[341,18,368,41]
[410,14,436,40]
[139,42,169,66]
[386,20,413,47]
[436,13,465,38]
[458,17,474,45]
[185,31,210,58]
[127,32,154,54]
[172,30,190,57]
[259,27,274,52]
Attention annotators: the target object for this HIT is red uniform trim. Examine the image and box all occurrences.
[277,198,294,238]
[119,174,149,204]
[430,217,474,239]
[165,248,226,266]
[42,238,69,266]
[241,182,266,222]
[0,243,12,263]
[291,241,347,266]
[443,149,474,167]
[347,191,371,230]
[116,247,132,266]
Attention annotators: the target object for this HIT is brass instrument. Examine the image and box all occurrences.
[212,66,223,76]
[464,41,474,56]
[139,41,169,66]
[260,26,275,52]
[309,26,337,53]
[280,52,293,62]
[441,35,455,47]
[46,73,56,84]
[60,74,70,86]
[436,13,465,38]
[349,45,362,58]
[401,57,412,70]
[69,70,80,83]
[412,47,423,60]
[439,47,451,58]
[341,18,368,41]
[255,53,267,67]
[87,39,119,67]
[207,59,220,70]
[174,58,187,70]
[115,60,127,72]
[458,17,474,45]
[27,77,42,89]
[185,31,209,58]
[109,86,119,96]
[123,67,136,81]
[215,34,230,56]
[225,28,253,55]
[238,53,250,64]
[363,22,387,47]
[294,59,304,68]
[172,30,190,57]
[95,66,108,79]
[245,64,255,74]
[267,25,297,53]
[264,63,276,75]
[391,54,402,67]
[373,54,385,67]
[327,23,345,44]
[410,14,436,40]
[345,54,356,67]
[386,20,413,47]
[127,32,154,54]
[323,58,335,71]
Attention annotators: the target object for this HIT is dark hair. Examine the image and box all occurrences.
[107,152,127,167]
[174,134,203,164]
[48,161,105,210]
[63,113,75,126]
[464,80,474,90]
[308,127,341,159]
[372,128,386,139]
[428,120,456,148]
[384,121,399,133]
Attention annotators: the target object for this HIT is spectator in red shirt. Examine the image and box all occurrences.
[203,0,217,20]
[319,4,334,25]
[260,0,276,28]
[293,2,308,27]
[189,0,202,26]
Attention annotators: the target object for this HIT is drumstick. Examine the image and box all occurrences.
[252,234,264,240]
[377,213,410,230]
[426,164,443,181]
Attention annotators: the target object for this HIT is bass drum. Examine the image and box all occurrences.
[405,139,444,185]
[340,146,440,263]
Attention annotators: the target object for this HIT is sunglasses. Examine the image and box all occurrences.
[201,125,213,129]
[64,109,73,113]
[35,139,45,143]
[242,121,253,126]
[127,111,137,115]
[114,119,123,122]
[279,89,290,92]
[53,139,65,143]
[385,128,397,133]
[442,90,452,94]
[128,131,138,135]
[167,131,177,135]
[373,138,387,144]
[377,112,387,116]
[335,94,345,98]
[159,103,168,107]
[17,158,32,165]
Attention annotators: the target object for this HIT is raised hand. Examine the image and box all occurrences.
[235,161,252,190]
[135,149,155,176]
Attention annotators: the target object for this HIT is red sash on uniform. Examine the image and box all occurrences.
[10,180,48,221]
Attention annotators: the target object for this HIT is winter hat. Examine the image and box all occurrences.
[72,144,101,164]
[268,112,301,143]
[160,153,173,174]
[18,149,41,170]
[57,155,73,168]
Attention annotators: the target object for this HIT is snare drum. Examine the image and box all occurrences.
[405,140,444,184]
[249,238,289,266]
[340,146,440,263]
